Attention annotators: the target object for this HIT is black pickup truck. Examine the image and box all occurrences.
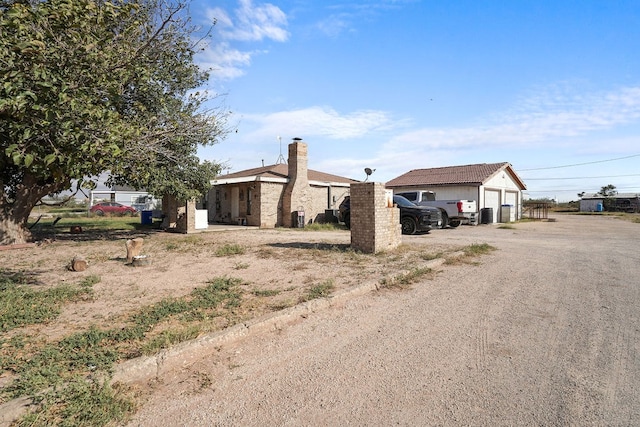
[339,195,442,234]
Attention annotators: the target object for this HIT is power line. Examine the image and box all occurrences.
[520,153,640,171]
[522,174,640,181]
[526,187,640,193]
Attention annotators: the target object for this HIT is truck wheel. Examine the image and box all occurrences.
[441,211,449,228]
[401,217,417,235]
[449,219,461,228]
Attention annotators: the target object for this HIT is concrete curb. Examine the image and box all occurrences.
[110,287,372,384]
[111,256,447,385]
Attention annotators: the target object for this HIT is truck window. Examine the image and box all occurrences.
[421,191,436,201]
[401,192,417,202]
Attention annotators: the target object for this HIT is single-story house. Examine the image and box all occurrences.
[207,140,358,228]
[89,185,158,212]
[386,162,527,223]
[579,193,640,213]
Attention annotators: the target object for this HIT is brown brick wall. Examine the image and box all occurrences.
[350,182,401,254]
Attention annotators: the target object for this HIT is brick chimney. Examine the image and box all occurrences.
[283,138,310,227]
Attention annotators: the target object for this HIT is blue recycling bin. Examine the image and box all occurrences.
[141,210,153,225]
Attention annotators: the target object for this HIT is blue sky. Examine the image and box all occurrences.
[193,0,640,202]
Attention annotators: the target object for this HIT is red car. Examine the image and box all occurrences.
[90,202,137,216]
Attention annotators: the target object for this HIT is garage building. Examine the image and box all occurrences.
[386,162,527,223]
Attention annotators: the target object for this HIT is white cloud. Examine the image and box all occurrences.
[197,41,254,80]
[208,0,288,42]
[232,0,289,42]
[315,14,353,38]
[241,106,405,140]
[199,0,289,81]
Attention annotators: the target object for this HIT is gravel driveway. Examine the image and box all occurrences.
[127,214,640,426]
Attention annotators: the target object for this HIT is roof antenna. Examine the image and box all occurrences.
[275,136,286,164]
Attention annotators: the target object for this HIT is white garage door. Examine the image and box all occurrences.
[484,189,501,223]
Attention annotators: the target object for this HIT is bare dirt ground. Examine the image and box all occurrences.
[121,214,640,426]
[3,215,640,426]
[0,225,461,345]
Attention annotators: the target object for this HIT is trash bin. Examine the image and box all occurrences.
[292,211,305,228]
[501,204,515,222]
[141,210,153,225]
[480,207,493,224]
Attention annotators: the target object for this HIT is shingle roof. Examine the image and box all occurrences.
[215,163,358,184]
[386,162,526,189]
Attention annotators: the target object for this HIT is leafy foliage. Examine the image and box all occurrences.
[598,184,618,197]
[0,0,229,243]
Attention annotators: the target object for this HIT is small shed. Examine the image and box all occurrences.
[579,193,640,213]
[386,162,527,223]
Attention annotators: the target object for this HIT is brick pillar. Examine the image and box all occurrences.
[161,196,195,234]
[184,199,196,233]
[350,182,401,254]
[161,195,178,230]
[282,140,310,227]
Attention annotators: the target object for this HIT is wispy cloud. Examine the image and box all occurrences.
[315,0,415,37]
[353,84,640,178]
[215,0,289,42]
[199,0,289,80]
[197,41,254,80]
[385,85,640,152]
[241,106,406,140]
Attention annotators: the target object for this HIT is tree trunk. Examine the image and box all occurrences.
[0,217,32,245]
[1,172,69,245]
[0,170,74,245]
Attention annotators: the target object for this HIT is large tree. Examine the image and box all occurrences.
[1,0,229,244]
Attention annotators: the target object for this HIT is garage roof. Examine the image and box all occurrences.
[386,162,526,189]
